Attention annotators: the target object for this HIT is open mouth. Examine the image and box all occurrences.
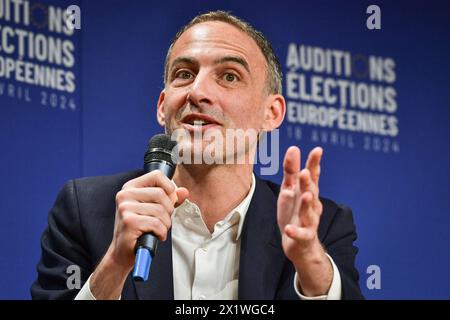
[181,114,221,131]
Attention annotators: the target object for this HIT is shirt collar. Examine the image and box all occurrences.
[233,173,256,240]
[173,173,256,241]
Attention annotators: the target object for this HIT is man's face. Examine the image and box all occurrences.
[157,21,277,163]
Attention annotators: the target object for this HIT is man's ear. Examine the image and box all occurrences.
[156,90,166,127]
[263,94,286,131]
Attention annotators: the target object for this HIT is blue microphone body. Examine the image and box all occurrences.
[132,135,177,282]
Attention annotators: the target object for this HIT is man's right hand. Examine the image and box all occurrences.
[90,171,189,299]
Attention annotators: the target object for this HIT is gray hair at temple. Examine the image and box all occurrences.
[163,10,283,95]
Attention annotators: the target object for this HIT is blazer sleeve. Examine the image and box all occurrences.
[30,180,92,300]
[322,204,364,300]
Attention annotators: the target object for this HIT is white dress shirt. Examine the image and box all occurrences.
[76,174,342,300]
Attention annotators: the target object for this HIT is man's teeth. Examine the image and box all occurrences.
[192,120,209,126]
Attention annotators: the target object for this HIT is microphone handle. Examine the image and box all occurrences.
[132,160,176,282]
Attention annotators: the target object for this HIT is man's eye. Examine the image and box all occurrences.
[176,71,193,80]
[223,73,238,82]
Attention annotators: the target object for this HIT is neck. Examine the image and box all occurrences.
[173,163,253,232]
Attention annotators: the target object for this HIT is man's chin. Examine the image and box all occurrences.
[167,125,258,165]
[172,142,253,165]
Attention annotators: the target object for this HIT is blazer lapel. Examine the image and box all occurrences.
[238,176,286,299]
[133,230,174,299]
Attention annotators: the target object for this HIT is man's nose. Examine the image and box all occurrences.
[187,71,215,107]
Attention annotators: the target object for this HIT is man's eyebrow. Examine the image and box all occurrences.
[214,56,250,74]
[170,56,197,70]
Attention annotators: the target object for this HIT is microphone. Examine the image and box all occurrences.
[132,134,178,282]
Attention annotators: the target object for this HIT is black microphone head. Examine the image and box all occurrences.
[144,134,177,165]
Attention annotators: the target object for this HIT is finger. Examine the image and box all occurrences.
[277,188,298,229]
[134,215,169,241]
[284,224,316,242]
[175,187,189,207]
[122,171,176,195]
[119,201,172,229]
[300,168,322,214]
[281,146,301,190]
[122,213,169,242]
[305,147,323,186]
[299,169,318,201]
[298,190,318,228]
[117,187,175,213]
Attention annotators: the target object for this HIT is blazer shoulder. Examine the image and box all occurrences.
[71,169,143,199]
[73,169,144,191]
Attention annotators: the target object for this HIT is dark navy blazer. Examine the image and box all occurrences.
[31,170,364,300]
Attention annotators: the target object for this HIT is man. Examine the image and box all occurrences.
[31,11,363,300]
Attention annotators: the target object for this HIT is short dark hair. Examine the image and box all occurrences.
[163,10,282,94]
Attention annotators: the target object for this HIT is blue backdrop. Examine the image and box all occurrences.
[0,0,449,299]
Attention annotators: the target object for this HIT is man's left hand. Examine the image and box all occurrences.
[277,146,333,296]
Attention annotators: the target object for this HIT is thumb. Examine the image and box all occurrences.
[174,187,189,207]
